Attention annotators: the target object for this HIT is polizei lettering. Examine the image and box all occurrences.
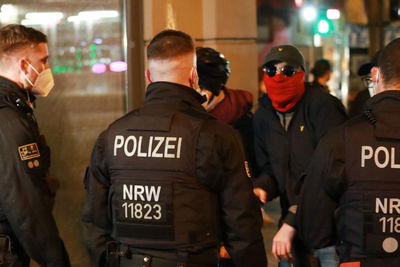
[361,146,400,169]
[114,135,183,158]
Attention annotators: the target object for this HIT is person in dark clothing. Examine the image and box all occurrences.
[196,47,257,177]
[310,58,331,93]
[348,51,381,118]
[196,47,261,267]
[252,44,347,266]
[82,30,267,267]
[0,25,70,267]
[297,37,400,267]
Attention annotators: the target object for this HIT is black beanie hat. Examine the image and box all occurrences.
[196,47,230,95]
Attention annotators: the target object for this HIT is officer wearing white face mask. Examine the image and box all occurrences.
[0,24,70,267]
[21,58,54,97]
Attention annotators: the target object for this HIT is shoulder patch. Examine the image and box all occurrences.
[18,143,40,161]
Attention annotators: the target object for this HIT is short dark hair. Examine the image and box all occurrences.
[311,59,331,78]
[147,29,195,60]
[196,47,230,95]
[0,24,47,55]
[378,38,400,86]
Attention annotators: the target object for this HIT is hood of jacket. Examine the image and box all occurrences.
[209,88,253,125]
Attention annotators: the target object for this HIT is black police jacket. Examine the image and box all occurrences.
[82,82,267,267]
[0,76,70,266]
[297,90,400,265]
[253,84,347,225]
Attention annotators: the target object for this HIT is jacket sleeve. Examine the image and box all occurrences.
[0,116,70,267]
[82,131,113,267]
[252,112,280,201]
[296,127,346,248]
[288,94,347,228]
[196,123,267,267]
[310,93,348,141]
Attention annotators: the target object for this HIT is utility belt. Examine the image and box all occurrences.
[106,241,217,267]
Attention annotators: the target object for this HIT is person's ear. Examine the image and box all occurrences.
[18,58,29,75]
[371,67,379,83]
[145,69,152,84]
[190,67,199,89]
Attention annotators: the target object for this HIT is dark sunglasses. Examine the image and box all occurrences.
[263,65,296,77]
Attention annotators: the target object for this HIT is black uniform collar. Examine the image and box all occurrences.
[365,90,400,113]
[0,75,35,112]
[364,90,400,139]
[145,81,207,113]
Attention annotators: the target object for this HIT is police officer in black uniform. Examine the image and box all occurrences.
[82,30,267,267]
[297,38,400,267]
[0,24,70,266]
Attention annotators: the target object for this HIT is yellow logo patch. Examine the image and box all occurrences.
[300,125,304,132]
[18,143,40,161]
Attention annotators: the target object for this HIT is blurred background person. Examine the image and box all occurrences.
[310,58,332,93]
[348,50,381,118]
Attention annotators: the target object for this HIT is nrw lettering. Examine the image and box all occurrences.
[123,184,161,202]
[376,198,400,214]
[114,135,182,159]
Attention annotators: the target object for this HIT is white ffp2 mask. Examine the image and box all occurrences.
[21,60,54,97]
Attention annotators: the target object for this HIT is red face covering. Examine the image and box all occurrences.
[263,71,305,112]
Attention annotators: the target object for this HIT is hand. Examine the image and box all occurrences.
[253,188,267,203]
[272,223,296,262]
[219,245,231,259]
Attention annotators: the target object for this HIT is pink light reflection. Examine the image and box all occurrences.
[110,61,127,72]
[92,63,107,74]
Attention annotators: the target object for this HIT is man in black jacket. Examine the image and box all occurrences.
[196,46,261,267]
[297,37,400,267]
[82,30,267,267]
[252,44,347,266]
[0,24,70,266]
